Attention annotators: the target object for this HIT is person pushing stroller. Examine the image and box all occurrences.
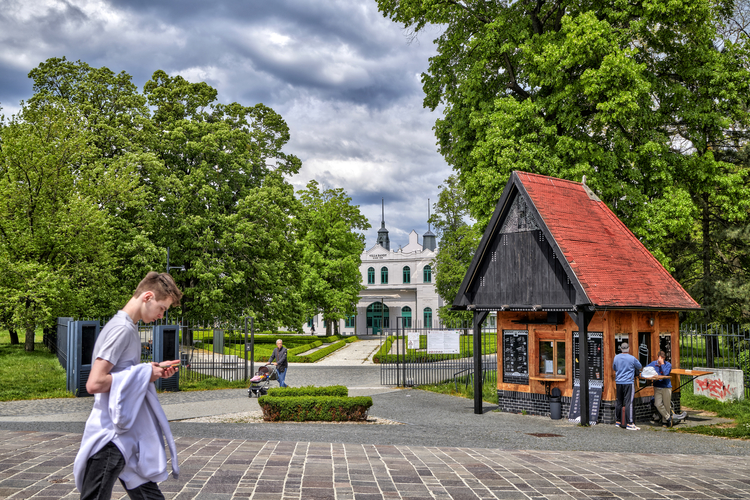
[268,338,289,388]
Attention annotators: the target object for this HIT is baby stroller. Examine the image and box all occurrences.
[248,364,278,397]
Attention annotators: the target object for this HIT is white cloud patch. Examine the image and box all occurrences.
[0,0,451,245]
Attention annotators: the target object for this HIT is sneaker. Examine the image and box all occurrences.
[615,421,621,427]
[626,424,640,431]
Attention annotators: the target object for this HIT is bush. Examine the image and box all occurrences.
[258,395,373,422]
[267,385,348,397]
[288,338,352,362]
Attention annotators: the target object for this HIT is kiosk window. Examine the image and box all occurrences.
[538,340,566,375]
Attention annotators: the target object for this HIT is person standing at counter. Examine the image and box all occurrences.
[613,342,642,430]
[648,350,673,427]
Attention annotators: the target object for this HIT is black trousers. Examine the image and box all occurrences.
[80,441,165,500]
[615,383,635,426]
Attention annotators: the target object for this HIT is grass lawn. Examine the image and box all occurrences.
[0,329,251,401]
[677,384,750,439]
[416,374,499,404]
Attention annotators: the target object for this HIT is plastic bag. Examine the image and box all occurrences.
[641,366,658,378]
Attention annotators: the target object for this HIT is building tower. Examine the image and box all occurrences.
[422,198,437,251]
[376,198,390,250]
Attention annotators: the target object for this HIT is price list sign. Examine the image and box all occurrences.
[502,330,528,384]
[573,332,603,382]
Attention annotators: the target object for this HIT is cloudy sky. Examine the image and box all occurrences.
[0,0,450,248]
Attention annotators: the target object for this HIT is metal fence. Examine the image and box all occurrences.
[679,323,750,397]
[53,316,259,387]
[379,318,497,388]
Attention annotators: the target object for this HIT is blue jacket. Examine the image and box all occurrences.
[612,353,642,384]
[647,360,672,388]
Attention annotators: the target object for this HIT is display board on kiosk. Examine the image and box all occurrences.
[154,325,180,392]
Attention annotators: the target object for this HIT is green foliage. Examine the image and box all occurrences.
[377,0,750,322]
[429,176,480,321]
[374,333,496,363]
[298,180,370,334]
[266,385,348,397]
[416,374,499,405]
[288,338,353,362]
[258,395,373,421]
[0,103,119,350]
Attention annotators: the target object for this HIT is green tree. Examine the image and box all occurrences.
[298,180,370,335]
[142,70,302,319]
[25,58,163,301]
[428,176,479,322]
[377,0,750,321]
[0,104,115,350]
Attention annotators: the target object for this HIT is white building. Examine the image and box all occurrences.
[304,210,443,335]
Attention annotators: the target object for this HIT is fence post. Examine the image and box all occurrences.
[244,317,248,382]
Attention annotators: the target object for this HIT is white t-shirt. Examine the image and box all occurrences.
[92,310,140,372]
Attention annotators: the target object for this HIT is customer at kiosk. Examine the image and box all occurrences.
[648,350,674,427]
[613,342,642,430]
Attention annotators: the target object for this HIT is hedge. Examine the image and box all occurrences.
[258,395,373,422]
[266,385,348,398]
[372,335,395,364]
[288,336,357,363]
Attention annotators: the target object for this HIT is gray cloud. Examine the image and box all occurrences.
[0,0,451,246]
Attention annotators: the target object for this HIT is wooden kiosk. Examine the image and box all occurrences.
[453,172,701,424]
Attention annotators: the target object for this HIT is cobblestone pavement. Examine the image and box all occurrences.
[1,430,750,500]
[2,350,750,499]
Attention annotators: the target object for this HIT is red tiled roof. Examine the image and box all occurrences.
[517,172,700,309]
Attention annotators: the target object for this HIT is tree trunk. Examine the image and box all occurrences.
[701,193,719,368]
[24,324,35,352]
[8,326,19,345]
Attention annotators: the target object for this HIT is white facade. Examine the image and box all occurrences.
[304,230,443,335]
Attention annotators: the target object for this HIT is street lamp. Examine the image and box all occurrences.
[165,247,184,323]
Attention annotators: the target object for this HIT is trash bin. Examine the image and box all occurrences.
[549,387,562,420]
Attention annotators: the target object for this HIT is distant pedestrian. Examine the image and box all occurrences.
[310,323,315,335]
[269,339,289,388]
[613,342,642,430]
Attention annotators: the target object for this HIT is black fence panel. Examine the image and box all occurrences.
[379,318,497,389]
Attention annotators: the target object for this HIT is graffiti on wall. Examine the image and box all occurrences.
[694,377,739,402]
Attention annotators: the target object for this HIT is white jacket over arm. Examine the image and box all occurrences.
[74,363,179,492]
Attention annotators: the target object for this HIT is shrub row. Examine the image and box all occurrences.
[372,335,395,364]
[258,394,373,422]
[266,385,348,398]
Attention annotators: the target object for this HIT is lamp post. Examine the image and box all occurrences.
[165,247,185,323]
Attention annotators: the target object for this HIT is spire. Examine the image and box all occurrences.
[376,198,390,250]
[423,198,437,251]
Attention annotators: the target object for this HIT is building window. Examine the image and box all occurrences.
[367,267,375,284]
[381,266,388,284]
[423,265,432,283]
[538,340,566,376]
[424,307,432,328]
[307,318,314,328]
[345,315,355,328]
[403,266,411,284]
[401,306,412,328]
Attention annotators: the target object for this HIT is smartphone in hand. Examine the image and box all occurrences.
[159,360,181,369]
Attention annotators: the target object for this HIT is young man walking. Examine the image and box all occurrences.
[74,272,183,499]
[612,342,642,430]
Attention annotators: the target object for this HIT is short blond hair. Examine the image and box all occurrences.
[133,272,183,307]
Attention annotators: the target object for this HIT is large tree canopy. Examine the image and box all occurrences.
[378,0,750,322]
[2,57,367,334]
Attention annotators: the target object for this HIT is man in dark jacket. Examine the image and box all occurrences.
[268,339,288,388]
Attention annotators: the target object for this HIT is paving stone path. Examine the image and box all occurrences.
[2,340,750,499]
[1,430,749,499]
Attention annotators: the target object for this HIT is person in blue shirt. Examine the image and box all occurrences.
[648,350,673,427]
[612,342,642,430]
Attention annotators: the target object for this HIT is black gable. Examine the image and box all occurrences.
[454,173,587,311]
